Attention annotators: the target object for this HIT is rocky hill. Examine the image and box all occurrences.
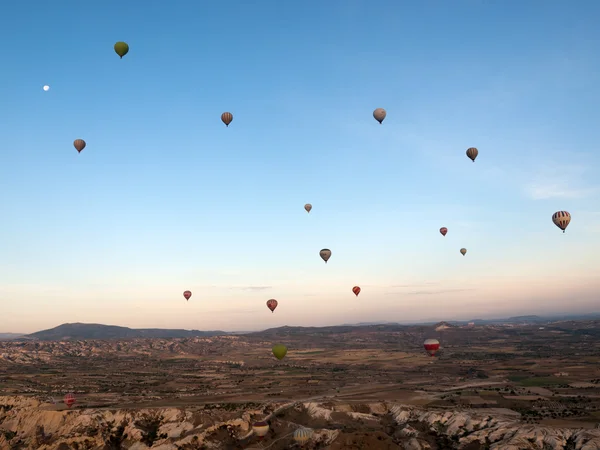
[24,323,226,341]
[1,395,600,449]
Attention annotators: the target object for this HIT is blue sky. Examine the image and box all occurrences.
[1,0,599,333]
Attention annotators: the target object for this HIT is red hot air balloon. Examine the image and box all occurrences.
[183,290,192,301]
[64,393,76,408]
[266,299,278,313]
[440,227,448,237]
[423,339,440,356]
[352,286,361,297]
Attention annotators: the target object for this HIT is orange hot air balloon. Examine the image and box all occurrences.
[266,299,278,313]
[183,290,192,301]
[440,227,447,237]
[64,393,76,408]
[221,112,233,127]
[73,139,86,153]
[423,338,440,356]
[352,286,361,297]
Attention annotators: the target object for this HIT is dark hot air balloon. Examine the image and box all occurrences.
[552,211,571,233]
[440,227,448,236]
[221,112,233,127]
[466,147,478,162]
[64,393,76,408]
[304,203,312,213]
[73,139,86,153]
[319,249,331,263]
[460,248,467,256]
[423,339,440,356]
[352,286,361,297]
[373,108,386,124]
[272,344,287,360]
[183,290,192,301]
[114,41,129,59]
[266,299,278,313]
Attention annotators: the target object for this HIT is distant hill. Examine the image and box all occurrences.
[24,323,227,341]
[0,333,24,340]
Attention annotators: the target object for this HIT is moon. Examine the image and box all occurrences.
[43,85,50,91]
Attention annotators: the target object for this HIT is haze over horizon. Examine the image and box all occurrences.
[1,1,599,334]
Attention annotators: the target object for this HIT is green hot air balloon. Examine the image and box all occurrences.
[272,344,288,360]
[114,41,129,59]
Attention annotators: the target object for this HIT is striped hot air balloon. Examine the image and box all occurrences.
[73,139,86,153]
[293,427,313,445]
[352,286,361,297]
[221,112,233,127]
[423,339,440,356]
[552,211,571,233]
[64,393,76,408]
[253,421,269,440]
[466,147,478,162]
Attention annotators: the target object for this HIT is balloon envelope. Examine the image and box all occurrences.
[221,112,233,126]
[319,248,331,263]
[352,286,361,297]
[304,203,312,213]
[183,290,192,301]
[253,421,269,438]
[272,344,288,360]
[266,299,278,313]
[423,338,440,356]
[552,211,571,233]
[64,393,76,408]
[460,248,467,256]
[440,227,448,236]
[294,427,313,444]
[466,147,478,162]
[114,41,129,58]
[73,139,86,153]
[373,108,386,124]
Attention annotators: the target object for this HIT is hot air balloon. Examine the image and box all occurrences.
[466,147,478,162]
[73,139,86,153]
[183,290,192,301]
[114,41,129,59]
[552,211,571,233]
[319,249,331,263]
[272,344,287,360]
[294,427,313,445]
[64,393,76,408]
[352,286,361,297]
[221,112,233,127]
[440,227,448,237]
[266,299,278,313]
[423,338,440,356]
[460,248,467,256]
[253,421,269,440]
[304,203,312,213]
[373,108,386,124]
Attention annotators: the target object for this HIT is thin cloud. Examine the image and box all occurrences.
[524,164,599,200]
[385,288,475,296]
[230,286,273,292]
[388,282,440,288]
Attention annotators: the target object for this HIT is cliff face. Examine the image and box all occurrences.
[1,396,600,449]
